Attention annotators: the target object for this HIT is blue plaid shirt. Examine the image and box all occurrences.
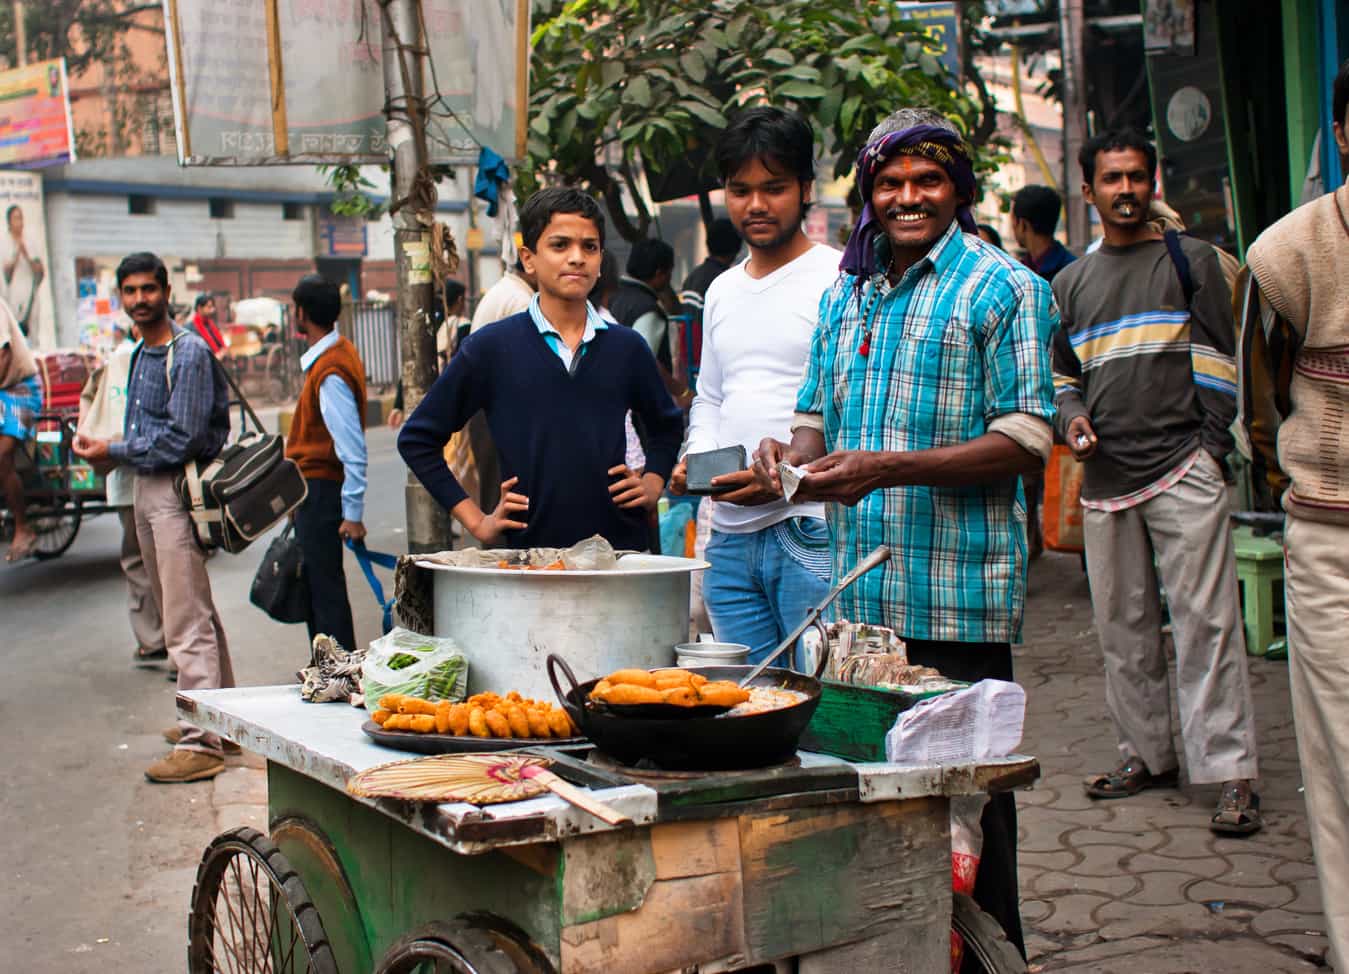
[796,221,1057,643]
[109,327,230,473]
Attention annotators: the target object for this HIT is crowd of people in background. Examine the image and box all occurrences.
[3,54,1347,973]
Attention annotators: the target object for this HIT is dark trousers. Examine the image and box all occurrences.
[905,638,1026,960]
[294,478,357,655]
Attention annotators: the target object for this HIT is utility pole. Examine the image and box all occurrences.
[12,1,27,66]
[1058,0,1090,250]
[380,0,451,552]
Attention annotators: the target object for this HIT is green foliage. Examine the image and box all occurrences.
[319,165,386,220]
[523,0,1001,241]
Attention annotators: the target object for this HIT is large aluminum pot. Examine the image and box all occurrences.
[426,554,708,700]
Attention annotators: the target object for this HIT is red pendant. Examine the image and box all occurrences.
[859,334,871,357]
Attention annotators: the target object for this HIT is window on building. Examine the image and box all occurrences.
[283,202,305,221]
[209,198,235,219]
[128,195,156,215]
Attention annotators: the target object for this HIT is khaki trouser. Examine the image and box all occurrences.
[133,472,234,756]
[1284,515,1349,971]
[118,505,164,654]
[1083,452,1259,784]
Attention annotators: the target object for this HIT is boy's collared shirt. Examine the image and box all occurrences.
[299,329,368,522]
[528,295,608,374]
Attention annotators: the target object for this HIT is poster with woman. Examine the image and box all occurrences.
[0,171,55,350]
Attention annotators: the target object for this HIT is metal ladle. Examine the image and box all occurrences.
[738,545,892,687]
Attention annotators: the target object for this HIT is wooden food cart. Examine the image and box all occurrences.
[179,686,1036,974]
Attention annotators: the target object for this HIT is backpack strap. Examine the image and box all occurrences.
[1162,229,1195,308]
[346,539,399,634]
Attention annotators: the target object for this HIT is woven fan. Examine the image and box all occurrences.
[347,753,630,826]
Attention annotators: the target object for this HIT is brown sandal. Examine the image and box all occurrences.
[1085,757,1179,799]
[1211,780,1263,835]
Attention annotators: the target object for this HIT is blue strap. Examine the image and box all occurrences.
[345,539,399,633]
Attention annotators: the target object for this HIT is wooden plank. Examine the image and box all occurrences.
[560,829,656,926]
[165,0,192,159]
[737,796,950,968]
[800,681,920,762]
[263,0,289,156]
[514,0,530,160]
[648,819,740,880]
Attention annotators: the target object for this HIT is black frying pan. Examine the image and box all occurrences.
[547,654,824,770]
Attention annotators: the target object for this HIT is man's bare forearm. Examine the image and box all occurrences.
[868,432,1041,488]
[787,428,827,464]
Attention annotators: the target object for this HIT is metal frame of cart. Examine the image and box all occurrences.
[180,686,1037,974]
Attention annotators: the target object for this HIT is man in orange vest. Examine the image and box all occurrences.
[286,274,367,655]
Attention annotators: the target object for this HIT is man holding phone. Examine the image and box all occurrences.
[670,107,840,666]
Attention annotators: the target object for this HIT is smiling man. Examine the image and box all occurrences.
[753,107,1057,955]
[1051,130,1260,836]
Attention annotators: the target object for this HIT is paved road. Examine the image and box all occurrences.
[0,425,409,972]
[0,426,1330,971]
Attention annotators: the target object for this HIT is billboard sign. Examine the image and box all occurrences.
[163,0,528,166]
[895,2,961,81]
[0,170,57,350]
[0,59,76,168]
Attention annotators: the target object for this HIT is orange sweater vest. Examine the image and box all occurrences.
[286,334,367,482]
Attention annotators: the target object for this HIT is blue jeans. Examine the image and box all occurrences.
[703,518,831,670]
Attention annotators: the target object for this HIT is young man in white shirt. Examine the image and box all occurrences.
[670,107,840,666]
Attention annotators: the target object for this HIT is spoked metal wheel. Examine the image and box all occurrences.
[373,916,554,974]
[951,893,1026,974]
[188,826,337,974]
[30,499,81,560]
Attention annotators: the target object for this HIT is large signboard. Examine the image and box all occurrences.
[895,2,961,81]
[0,59,76,168]
[163,0,528,166]
[0,171,57,350]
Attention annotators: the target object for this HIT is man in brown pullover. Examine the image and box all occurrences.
[1239,58,1349,970]
[286,274,367,656]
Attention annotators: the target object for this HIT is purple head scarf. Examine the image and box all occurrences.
[839,124,978,281]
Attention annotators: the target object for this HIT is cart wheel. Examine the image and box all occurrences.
[373,918,547,974]
[31,499,81,560]
[951,893,1026,974]
[188,826,338,974]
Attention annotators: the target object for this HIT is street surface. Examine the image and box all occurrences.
[0,426,1329,971]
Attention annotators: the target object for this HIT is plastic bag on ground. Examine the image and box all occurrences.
[360,627,468,711]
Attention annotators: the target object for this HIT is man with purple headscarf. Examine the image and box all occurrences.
[754,108,1058,956]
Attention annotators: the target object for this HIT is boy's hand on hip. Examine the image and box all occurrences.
[472,476,529,543]
[609,465,660,510]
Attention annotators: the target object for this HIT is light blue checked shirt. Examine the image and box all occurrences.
[527,294,608,373]
[796,221,1058,643]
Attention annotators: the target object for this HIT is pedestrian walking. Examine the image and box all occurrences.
[670,107,838,667]
[676,217,741,334]
[0,295,40,561]
[1011,185,1076,282]
[73,252,235,783]
[285,274,368,656]
[754,107,1057,957]
[1050,129,1261,834]
[1238,56,1349,969]
[190,293,226,357]
[398,188,682,552]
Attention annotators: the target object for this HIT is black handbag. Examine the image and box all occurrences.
[249,524,310,624]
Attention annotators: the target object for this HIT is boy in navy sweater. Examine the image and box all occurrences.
[398,189,682,551]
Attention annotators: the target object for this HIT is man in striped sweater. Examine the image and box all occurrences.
[1052,129,1261,834]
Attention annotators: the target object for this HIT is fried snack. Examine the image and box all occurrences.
[398,697,438,716]
[603,669,659,689]
[526,708,552,738]
[448,703,470,736]
[484,708,512,738]
[689,673,708,688]
[505,690,523,703]
[660,685,699,707]
[546,707,573,738]
[594,683,664,705]
[655,675,694,691]
[506,705,531,739]
[408,714,437,733]
[468,707,490,738]
[383,714,410,731]
[378,694,406,712]
[591,679,613,698]
[434,700,453,734]
[371,709,392,726]
[697,682,752,707]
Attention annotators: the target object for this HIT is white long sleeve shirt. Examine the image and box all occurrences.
[685,243,840,534]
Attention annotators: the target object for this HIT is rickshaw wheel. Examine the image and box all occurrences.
[951,893,1026,974]
[373,918,548,974]
[188,826,338,974]
[31,499,81,560]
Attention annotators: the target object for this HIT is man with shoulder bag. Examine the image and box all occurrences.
[74,252,236,783]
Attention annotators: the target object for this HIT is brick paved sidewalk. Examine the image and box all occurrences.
[1018,551,1327,972]
[206,548,1330,971]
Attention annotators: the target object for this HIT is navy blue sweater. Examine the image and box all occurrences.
[397,312,684,551]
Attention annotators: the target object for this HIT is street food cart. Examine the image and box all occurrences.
[179,685,1035,974]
